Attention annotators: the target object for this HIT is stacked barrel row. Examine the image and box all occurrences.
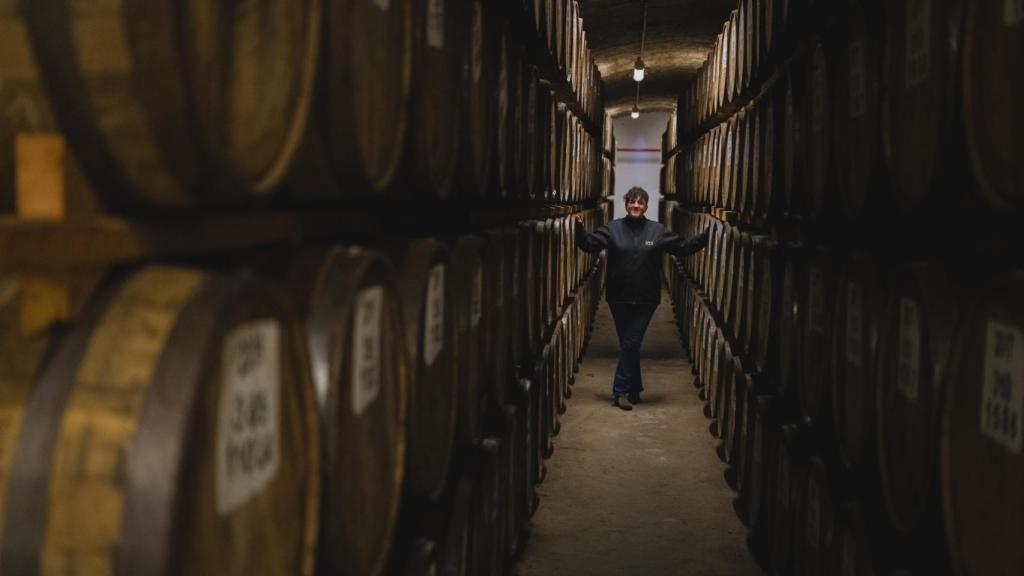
[0,202,609,575]
[661,2,1022,574]
[674,0,1023,225]
[528,0,604,128]
[0,0,607,211]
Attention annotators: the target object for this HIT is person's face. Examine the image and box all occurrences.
[626,196,648,218]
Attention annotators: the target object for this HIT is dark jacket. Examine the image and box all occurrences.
[576,216,708,304]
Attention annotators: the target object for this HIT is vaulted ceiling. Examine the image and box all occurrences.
[580,0,736,117]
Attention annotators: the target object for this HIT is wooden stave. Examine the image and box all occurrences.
[402,0,463,200]
[807,39,833,221]
[391,239,458,502]
[830,252,886,472]
[300,246,407,576]
[829,502,878,576]
[795,457,833,576]
[326,0,413,195]
[770,423,802,576]
[1,267,320,576]
[832,0,884,223]
[0,7,59,211]
[461,0,498,198]
[941,270,1024,576]
[881,0,963,215]
[482,229,511,409]
[782,56,810,220]
[0,280,58,545]
[451,236,487,446]
[962,1,1024,211]
[777,241,806,398]
[798,245,836,429]
[874,261,959,538]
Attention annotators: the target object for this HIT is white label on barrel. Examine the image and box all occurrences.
[217,320,281,516]
[809,267,826,334]
[373,0,390,11]
[842,532,857,576]
[427,0,445,49]
[1005,0,1024,26]
[845,282,864,368]
[352,287,384,416]
[848,38,867,119]
[424,265,445,367]
[980,321,1024,454]
[904,0,931,89]
[471,264,483,328]
[897,298,922,402]
[472,3,484,85]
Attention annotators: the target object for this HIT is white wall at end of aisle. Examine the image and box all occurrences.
[612,111,671,222]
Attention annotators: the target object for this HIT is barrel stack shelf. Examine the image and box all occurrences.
[0,1,616,575]
[660,1,1024,575]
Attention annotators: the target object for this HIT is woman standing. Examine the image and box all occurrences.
[575,187,709,410]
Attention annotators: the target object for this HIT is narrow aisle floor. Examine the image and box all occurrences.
[515,293,763,576]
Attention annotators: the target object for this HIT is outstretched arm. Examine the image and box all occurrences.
[659,227,709,258]
[574,216,611,254]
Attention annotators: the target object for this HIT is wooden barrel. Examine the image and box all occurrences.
[739,104,757,217]
[452,236,486,445]
[714,338,735,440]
[746,395,779,565]
[782,58,809,219]
[778,242,806,398]
[483,229,510,408]
[402,0,461,199]
[438,474,474,576]
[391,239,457,501]
[0,7,58,211]
[734,233,753,352]
[725,356,747,464]
[502,404,525,561]
[461,0,497,197]
[522,66,540,200]
[963,2,1024,211]
[941,270,1024,576]
[770,424,805,576]
[725,226,744,340]
[0,280,56,543]
[469,437,505,576]
[796,457,833,576]
[833,0,883,222]
[21,0,319,208]
[798,245,836,428]
[829,502,878,576]
[299,246,407,576]
[882,0,962,214]
[807,40,832,220]
[518,222,538,362]
[1,267,319,575]
[875,262,959,539]
[735,371,757,513]
[517,377,541,516]
[830,252,885,471]
[540,340,556,455]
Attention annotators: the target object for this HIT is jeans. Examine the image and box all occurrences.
[608,302,658,399]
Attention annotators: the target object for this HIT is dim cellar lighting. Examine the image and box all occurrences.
[631,105,640,119]
[633,57,646,82]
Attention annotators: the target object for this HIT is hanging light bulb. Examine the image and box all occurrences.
[633,57,646,82]
[631,105,640,119]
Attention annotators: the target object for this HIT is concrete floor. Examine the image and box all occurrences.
[514,294,764,576]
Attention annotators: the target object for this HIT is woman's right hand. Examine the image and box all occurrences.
[574,214,584,225]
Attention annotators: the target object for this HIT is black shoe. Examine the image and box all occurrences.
[628,392,641,404]
[613,396,633,411]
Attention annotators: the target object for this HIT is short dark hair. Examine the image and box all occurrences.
[624,187,649,204]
